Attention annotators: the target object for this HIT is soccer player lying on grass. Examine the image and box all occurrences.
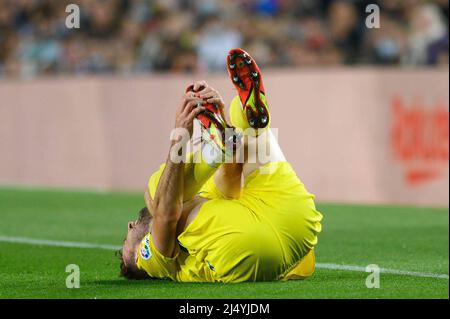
[119,49,323,282]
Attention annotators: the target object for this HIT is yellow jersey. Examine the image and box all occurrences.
[137,161,322,282]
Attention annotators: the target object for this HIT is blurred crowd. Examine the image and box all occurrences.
[0,0,448,78]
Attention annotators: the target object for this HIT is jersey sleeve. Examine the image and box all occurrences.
[136,233,179,280]
[148,163,166,200]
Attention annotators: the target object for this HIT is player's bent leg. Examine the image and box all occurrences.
[229,93,286,177]
[243,128,286,178]
[226,49,286,178]
[224,50,321,283]
[213,161,244,199]
[148,145,223,203]
[182,144,223,200]
[148,83,242,202]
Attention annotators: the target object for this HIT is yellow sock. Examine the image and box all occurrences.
[229,95,250,130]
[181,146,222,200]
[148,146,222,201]
[229,94,270,134]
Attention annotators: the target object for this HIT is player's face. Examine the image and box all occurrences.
[122,209,153,266]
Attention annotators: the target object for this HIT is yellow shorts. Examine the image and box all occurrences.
[148,161,323,282]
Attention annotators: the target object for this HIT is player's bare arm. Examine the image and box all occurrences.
[151,94,205,257]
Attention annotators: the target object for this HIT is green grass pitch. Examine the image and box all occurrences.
[0,187,448,299]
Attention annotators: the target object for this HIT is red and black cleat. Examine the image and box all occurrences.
[185,84,237,155]
[226,48,270,129]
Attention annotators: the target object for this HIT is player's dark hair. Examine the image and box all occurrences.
[116,249,149,280]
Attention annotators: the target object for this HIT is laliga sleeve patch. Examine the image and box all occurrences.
[139,235,152,260]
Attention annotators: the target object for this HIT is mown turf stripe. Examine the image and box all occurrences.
[1,235,448,280]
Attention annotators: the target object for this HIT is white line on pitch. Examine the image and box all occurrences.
[315,263,449,279]
[0,235,121,251]
[1,235,448,280]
